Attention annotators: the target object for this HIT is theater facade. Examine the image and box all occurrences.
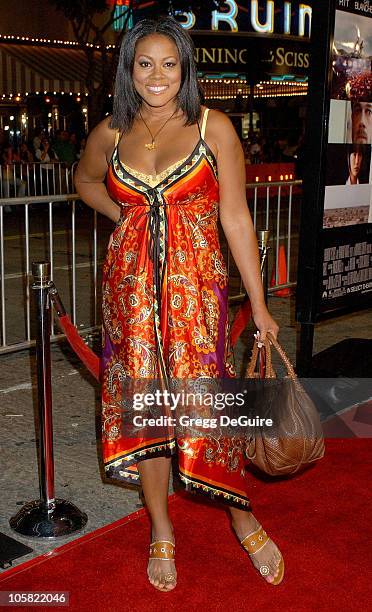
[0,1,312,145]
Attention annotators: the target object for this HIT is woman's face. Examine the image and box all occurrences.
[132,33,182,107]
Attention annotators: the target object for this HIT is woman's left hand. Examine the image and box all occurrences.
[251,303,279,341]
[107,232,114,250]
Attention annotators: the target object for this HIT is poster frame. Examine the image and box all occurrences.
[296,0,372,326]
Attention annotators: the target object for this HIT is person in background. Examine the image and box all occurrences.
[249,138,262,164]
[1,145,26,210]
[282,135,299,162]
[20,142,34,164]
[32,130,44,154]
[77,137,86,160]
[69,132,79,159]
[35,137,59,194]
[53,130,76,166]
[2,145,26,196]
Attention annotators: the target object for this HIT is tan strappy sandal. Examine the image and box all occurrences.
[240,525,284,585]
[148,540,177,591]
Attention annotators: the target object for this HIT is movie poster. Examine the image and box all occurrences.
[324,5,372,229]
[320,0,372,308]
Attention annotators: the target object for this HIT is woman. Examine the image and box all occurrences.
[35,137,59,194]
[2,145,26,200]
[19,142,34,164]
[75,17,283,592]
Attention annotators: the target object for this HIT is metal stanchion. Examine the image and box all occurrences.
[9,261,88,538]
[257,231,270,377]
[258,230,270,302]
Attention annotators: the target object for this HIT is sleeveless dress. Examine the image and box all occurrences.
[101,109,251,509]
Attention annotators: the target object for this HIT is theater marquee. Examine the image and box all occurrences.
[175,0,312,38]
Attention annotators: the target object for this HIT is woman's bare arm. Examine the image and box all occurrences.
[209,111,279,339]
[74,117,121,223]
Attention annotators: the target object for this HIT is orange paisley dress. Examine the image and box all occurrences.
[101,109,251,509]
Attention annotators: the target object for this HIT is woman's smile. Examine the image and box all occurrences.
[146,84,169,94]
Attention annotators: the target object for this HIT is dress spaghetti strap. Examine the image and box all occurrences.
[108,129,121,165]
[114,129,121,148]
[200,108,210,140]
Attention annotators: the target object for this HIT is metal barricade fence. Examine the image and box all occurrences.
[224,180,302,302]
[0,180,301,354]
[0,162,78,199]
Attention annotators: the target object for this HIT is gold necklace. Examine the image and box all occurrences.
[139,109,177,150]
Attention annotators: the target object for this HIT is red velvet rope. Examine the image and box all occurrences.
[230,296,252,347]
[58,314,100,381]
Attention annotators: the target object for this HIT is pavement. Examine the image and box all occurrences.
[0,293,371,570]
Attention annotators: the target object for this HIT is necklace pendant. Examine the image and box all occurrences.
[145,141,156,150]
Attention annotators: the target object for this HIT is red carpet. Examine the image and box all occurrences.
[1,439,371,612]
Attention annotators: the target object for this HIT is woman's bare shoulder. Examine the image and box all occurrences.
[204,108,240,148]
[75,115,118,179]
[88,115,118,150]
[206,107,236,134]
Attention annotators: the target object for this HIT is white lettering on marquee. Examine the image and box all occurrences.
[195,48,247,64]
[251,0,274,33]
[212,0,238,32]
[194,46,308,68]
[299,3,312,37]
[174,10,195,29]
[275,47,310,68]
[284,2,292,34]
[176,1,312,37]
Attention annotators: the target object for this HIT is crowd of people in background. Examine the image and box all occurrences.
[241,129,304,167]
[0,128,87,205]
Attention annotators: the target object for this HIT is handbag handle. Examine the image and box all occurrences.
[265,332,298,380]
[246,332,298,381]
[246,335,276,378]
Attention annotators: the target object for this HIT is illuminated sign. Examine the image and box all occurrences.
[175,1,312,38]
[194,46,309,70]
[191,30,310,78]
[195,47,249,64]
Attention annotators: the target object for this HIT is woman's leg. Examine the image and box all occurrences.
[137,456,176,591]
[228,506,282,583]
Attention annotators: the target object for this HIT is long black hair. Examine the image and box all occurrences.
[110,16,202,132]
[346,143,365,179]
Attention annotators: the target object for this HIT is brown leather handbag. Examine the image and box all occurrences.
[245,332,325,476]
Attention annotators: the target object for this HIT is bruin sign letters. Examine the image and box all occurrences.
[177,0,312,38]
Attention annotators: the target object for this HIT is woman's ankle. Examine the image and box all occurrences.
[151,517,174,540]
[230,511,259,540]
